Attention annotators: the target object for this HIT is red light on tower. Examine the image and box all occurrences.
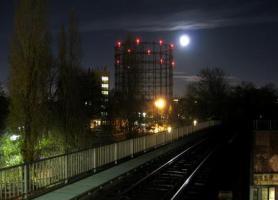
[170,43,174,48]
[147,49,151,55]
[159,40,163,46]
[160,58,163,64]
[136,38,140,45]
[116,60,120,64]
[128,49,131,53]
[117,41,121,47]
[171,61,175,66]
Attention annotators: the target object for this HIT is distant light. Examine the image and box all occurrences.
[136,38,140,45]
[128,49,131,53]
[160,58,163,64]
[154,126,159,133]
[142,112,147,118]
[193,119,198,126]
[170,43,174,48]
[10,135,20,141]
[117,41,121,47]
[90,119,101,129]
[179,34,190,47]
[147,49,151,55]
[167,126,172,133]
[159,40,163,46]
[116,60,120,64]
[171,61,175,66]
[173,99,179,102]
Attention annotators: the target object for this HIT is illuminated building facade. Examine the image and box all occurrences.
[100,70,109,120]
[250,129,278,200]
[97,67,109,123]
[89,67,110,128]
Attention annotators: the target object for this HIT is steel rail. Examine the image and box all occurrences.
[120,137,209,196]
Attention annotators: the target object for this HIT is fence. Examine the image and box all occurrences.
[0,121,219,200]
[253,120,278,130]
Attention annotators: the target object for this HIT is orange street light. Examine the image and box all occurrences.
[154,98,166,110]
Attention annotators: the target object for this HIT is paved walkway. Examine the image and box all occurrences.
[34,133,203,200]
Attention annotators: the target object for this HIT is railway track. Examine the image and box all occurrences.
[118,138,217,200]
[89,133,225,200]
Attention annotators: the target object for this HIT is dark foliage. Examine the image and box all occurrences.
[179,68,278,125]
[0,85,8,132]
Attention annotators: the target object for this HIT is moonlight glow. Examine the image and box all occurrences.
[179,35,190,47]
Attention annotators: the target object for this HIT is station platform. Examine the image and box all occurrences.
[34,132,204,200]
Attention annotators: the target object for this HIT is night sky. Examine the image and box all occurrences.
[1,0,278,96]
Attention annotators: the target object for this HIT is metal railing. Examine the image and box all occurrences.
[253,120,278,130]
[0,121,220,199]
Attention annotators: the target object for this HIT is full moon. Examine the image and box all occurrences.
[179,35,190,47]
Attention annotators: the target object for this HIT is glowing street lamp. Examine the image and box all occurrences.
[154,98,166,110]
[193,119,198,126]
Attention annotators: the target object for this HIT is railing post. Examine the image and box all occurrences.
[130,140,134,158]
[114,143,118,164]
[143,136,146,152]
[64,155,68,183]
[23,163,29,199]
[171,131,173,143]
[93,148,96,173]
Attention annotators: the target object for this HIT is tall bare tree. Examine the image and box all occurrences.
[184,68,229,121]
[56,12,85,150]
[9,0,51,162]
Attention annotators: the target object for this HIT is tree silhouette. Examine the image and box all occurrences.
[56,12,86,150]
[9,0,51,162]
[0,85,8,132]
[184,67,229,121]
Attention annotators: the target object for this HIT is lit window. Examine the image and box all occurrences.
[101,112,108,116]
[269,187,275,200]
[102,76,109,82]
[102,84,109,88]
[90,119,101,129]
[102,91,109,95]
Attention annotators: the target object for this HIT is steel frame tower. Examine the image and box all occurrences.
[114,38,174,102]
